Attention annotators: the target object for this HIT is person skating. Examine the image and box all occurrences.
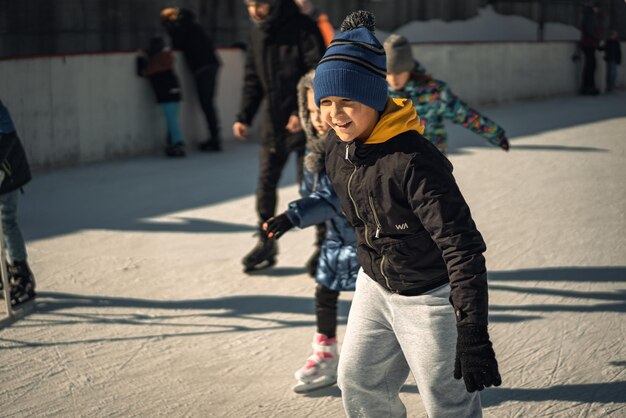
[579,2,602,95]
[600,29,622,93]
[233,0,325,273]
[161,7,223,151]
[0,99,35,307]
[136,36,185,158]
[384,34,510,155]
[263,70,359,393]
[313,11,501,416]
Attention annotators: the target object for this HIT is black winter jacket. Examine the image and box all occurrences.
[167,8,220,74]
[236,0,325,147]
[0,132,31,195]
[324,100,489,326]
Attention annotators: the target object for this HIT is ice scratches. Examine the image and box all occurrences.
[101,336,152,385]
[546,322,566,387]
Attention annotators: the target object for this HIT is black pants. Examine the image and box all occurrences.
[581,47,597,91]
[256,132,305,221]
[316,283,340,338]
[195,64,220,142]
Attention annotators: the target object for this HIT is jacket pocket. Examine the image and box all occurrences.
[382,232,448,286]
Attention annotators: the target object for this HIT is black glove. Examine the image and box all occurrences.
[499,136,510,151]
[262,213,294,240]
[454,326,502,392]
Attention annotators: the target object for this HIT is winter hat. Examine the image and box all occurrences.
[313,11,388,112]
[384,34,414,74]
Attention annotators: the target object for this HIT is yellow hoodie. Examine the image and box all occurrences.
[364,98,424,144]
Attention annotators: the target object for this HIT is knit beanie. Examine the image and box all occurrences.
[384,34,414,74]
[314,11,388,112]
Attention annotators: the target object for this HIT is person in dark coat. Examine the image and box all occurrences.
[137,36,185,157]
[600,29,622,92]
[233,0,325,273]
[161,7,222,151]
[0,99,36,306]
[580,3,602,95]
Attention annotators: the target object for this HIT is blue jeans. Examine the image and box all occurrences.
[159,102,183,145]
[0,190,27,263]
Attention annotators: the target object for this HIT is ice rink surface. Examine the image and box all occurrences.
[1,92,625,417]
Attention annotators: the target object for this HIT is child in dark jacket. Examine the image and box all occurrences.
[312,11,501,417]
[384,34,509,155]
[137,36,185,157]
[601,29,622,93]
[0,99,36,307]
[263,70,359,393]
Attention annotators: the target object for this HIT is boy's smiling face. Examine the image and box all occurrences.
[319,96,378,142]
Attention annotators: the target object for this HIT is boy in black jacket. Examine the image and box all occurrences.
[313,11,501,417]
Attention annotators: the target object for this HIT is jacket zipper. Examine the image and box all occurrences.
[368,194,382,239]
[345,144,373,249]
[346,144,392,291]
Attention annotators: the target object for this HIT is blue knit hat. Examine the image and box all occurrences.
[314,11,388,112]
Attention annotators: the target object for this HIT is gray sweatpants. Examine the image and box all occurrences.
[338,269,481,418]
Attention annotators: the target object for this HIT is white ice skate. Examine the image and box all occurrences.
[292,333,338,394]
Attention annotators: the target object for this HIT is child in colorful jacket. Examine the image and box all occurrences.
[384,34,510,155]
[312,11,501,417]
[263,70,359,393]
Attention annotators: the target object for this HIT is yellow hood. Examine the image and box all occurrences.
[364,98,424,144]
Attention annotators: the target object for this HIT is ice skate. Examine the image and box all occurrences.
[6,261,36,306]
[293,333,338,393]
[242,233,277,273]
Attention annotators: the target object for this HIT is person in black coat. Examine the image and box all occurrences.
[579,3,602,95]
[232,0,325,272]
[601,29,622,92]
[161,7,222,151]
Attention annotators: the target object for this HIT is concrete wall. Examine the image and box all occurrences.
[0,42,624,169]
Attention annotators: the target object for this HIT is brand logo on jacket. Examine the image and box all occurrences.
[395,223,409,230]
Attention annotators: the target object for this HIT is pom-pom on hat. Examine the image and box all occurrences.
[313,11,388,112]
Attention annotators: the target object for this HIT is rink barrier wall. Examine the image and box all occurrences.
[0,42,623,169]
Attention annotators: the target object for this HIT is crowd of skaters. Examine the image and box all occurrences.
[136,1,510,415]
[4,0,622,416]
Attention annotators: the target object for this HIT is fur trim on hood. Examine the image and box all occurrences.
[297,69,326,173]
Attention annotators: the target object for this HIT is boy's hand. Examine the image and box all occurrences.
[454,326,502,392]
[263,214,294,239]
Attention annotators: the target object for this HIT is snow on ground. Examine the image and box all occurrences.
[0,92,625,417]
[376,5,580,43]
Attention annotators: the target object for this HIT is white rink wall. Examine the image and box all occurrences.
[0,42,624,169]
